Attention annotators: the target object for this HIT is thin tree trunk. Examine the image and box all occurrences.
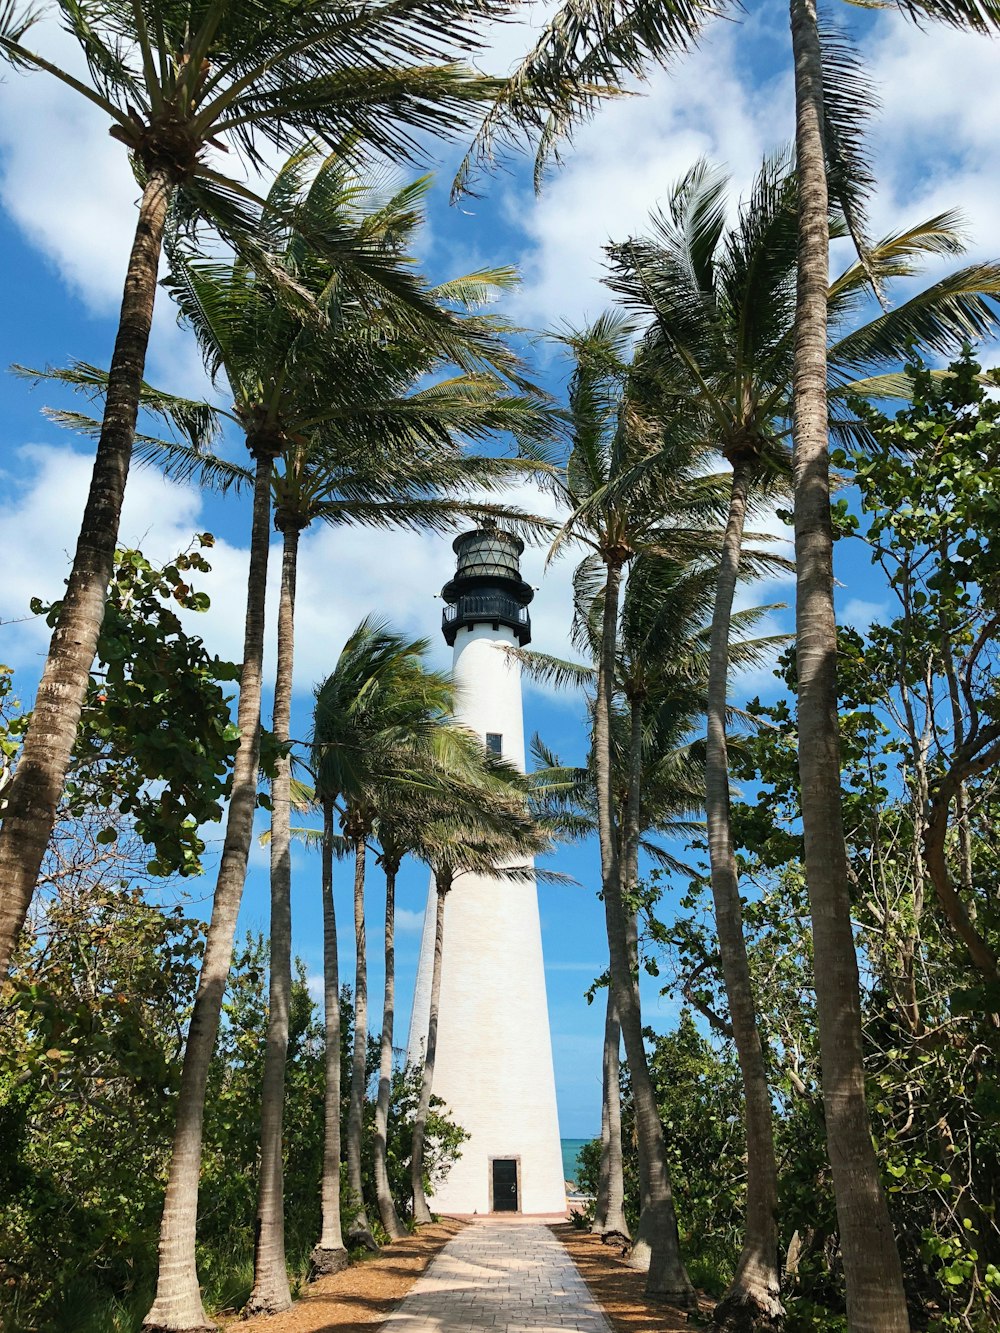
[624,907,654,1269]
[246,522,302,1316]
[594,986,629,1239]
[594,559,693,1304]
[790,3,910,1328]
[312,799,348,1276]
[593,1023,612,1233]
[346,833,374,1241]
[704,456,784,1332]
[144,446,275,1332]
[616,719,637,1247]
[924,782,1000,980]
[373,856,405,1239]
[412,870,449,1225]
[0,167,172,982]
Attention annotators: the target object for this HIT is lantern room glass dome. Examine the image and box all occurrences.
[453,529,524,582]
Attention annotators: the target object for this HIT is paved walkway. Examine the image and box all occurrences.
[381,1223,613,1333]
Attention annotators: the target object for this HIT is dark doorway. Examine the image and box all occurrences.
[491,1158,519,1212]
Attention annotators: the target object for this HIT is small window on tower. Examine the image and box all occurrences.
[486,732,503,756]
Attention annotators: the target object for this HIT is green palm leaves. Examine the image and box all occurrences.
[604,153,1000,465]
[1,0,505,201]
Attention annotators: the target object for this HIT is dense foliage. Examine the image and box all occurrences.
[0,550,469,1331]
[29,538,241,879]
[0,895,464,1332]
[571,356,1000,1330]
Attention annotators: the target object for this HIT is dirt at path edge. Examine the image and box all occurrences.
[550,1223,715,1331]
[230,1219,464,1333]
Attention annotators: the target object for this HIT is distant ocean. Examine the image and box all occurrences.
[561,1137,591,1187]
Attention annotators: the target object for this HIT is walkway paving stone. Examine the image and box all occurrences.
[381,1223,613,1333]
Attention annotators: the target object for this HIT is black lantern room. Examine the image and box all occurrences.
[441,525,533,646]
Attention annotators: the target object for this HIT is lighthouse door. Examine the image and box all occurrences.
[491,1158,519,1212]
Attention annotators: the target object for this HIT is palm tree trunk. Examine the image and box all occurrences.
[412,869,449,1225]
[246,522,302,1316]
[312,799,348,1275]
[594,558,692,1303]
[705,456,784,1330]
[373,856,405,1239]
[144,446,275,1333]
[0,167,172,982]
[624,907,654,1269]
[594,986,629,1239]
[620,693,653,1269]
[790,3,909,1328]
[594,1029,612,1233]
[346,832,374,1240]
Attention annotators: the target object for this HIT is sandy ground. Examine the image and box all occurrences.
[232,1220,465,1333]
[549,1224,716,1331]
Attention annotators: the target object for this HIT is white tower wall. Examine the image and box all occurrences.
[407,621,566,1214]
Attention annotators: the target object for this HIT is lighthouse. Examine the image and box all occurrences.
[407,526,566,1215]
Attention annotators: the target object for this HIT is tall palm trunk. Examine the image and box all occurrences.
[594,1035,612,1232]
[594,701,639,1245]
[374,855,405,1239]
[246,522,302,1316]
[625,905,653,1259]
[144,446,275,1333]
[313,799,348,1275]
[704,455,783,1330]
[412,868,449,1225]
[789,3,909,1328]
[595,559,693,1303]
[346,832,374,1240]
[0,167,173,982]
[594,987,629,1238]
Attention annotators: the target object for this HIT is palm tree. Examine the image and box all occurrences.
[312,620,458,1243]
[603,153,1000,1327]
[525,555,782,1245]
[311,771,349,1276]
[366,738,487,1235]
[541,319,728,1300]
[371,817,411,1240]
[244,223,553,1299]
[0,0,508,986]
[141,153,544,1329]
[244,502,299,1316]
[463,3,1000,1324]
[30,153,552,1319]
[546,327,787,1299]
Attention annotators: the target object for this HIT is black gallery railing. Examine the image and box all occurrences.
[442,591,530,628]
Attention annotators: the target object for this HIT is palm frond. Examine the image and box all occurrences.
[819,23,881,301]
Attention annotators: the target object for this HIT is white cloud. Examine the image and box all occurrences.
[395,907,425,933]
[306,971,325,1007]
[0,438,580,712]
[0,23,138,314]
[494,16,792,333]
[866,16,1000,266]
[841,597,887,633]
[0,442,203,655]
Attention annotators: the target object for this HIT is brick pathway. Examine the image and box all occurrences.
[381,1223,612,1333]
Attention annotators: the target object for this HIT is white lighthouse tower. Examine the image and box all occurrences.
[407,526,566,1216]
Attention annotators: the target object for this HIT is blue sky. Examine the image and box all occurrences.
[1,2,999,1138]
